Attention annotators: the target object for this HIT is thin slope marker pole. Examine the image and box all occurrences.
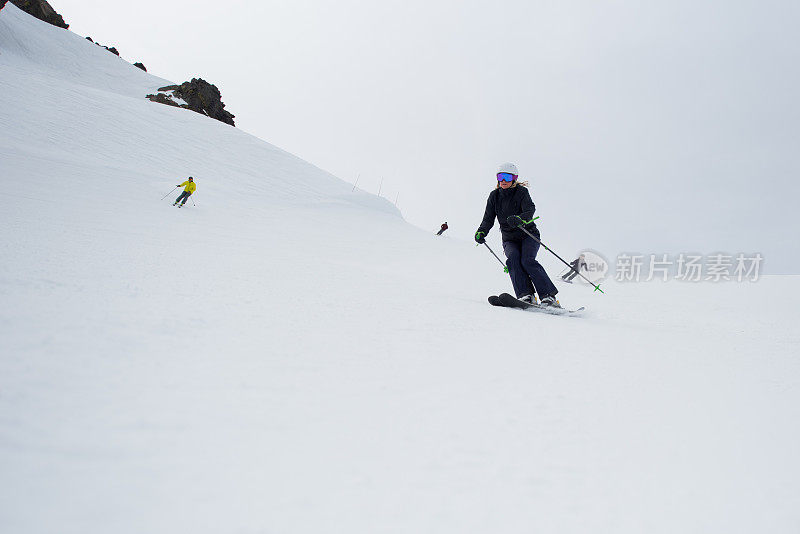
[351,173,360,192]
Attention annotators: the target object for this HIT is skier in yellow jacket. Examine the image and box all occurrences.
[173,177,196,207]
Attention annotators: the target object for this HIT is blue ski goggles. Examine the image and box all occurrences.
[497,172,517,182]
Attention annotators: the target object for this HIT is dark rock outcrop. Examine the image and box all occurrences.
[134,62,147,72]
[146,93,181,108]
[87,39,122,57]
[174,78,236,126]
[9,0,68,29]
[146,78,235,127]
[0,1,8,13]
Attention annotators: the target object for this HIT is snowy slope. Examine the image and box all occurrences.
[1,4,799,533]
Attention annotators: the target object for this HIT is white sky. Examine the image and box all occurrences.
[46,0,800,271]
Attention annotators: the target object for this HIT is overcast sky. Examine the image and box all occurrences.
[50,0,799,271]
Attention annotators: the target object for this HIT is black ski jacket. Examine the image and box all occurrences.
[477,185,539,242]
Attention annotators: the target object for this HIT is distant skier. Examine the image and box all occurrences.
[474,163,560,307]
[436,222,449,235]
[173,177,196,207]
[562,253,587,283]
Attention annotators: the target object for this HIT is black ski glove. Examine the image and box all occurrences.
[507,215,524,228]
[474,230,486,244]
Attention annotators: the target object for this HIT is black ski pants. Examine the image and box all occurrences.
[175,191,192,205]
[503,236,558,299]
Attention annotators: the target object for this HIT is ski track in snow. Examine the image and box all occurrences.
[1,4,800,533]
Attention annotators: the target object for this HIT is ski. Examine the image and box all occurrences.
[488,293,584,316]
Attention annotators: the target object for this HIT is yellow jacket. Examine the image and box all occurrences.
[179,180,196,193]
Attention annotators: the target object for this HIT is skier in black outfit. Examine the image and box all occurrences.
[475,162,560,307]
[436,222,448,235]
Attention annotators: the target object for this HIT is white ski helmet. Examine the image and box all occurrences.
[497,162,519,176]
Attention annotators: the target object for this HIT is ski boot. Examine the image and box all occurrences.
[539,295,561,308]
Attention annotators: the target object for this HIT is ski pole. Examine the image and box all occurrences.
[191,194,196,207]
[516,224,605,293]
[480,242,509,273]
[161,186,178,200]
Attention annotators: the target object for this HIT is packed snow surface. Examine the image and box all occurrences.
[1,5,799,533]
